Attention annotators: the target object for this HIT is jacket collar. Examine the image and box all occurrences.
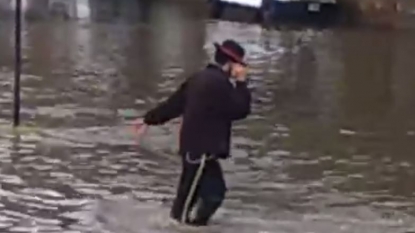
[206,63,230,78]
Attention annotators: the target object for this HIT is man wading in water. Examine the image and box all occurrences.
[135,40,251,226]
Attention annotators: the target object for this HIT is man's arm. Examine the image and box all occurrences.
[143,81,187,125]
[206,77,251,121]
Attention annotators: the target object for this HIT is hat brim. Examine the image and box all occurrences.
[214,43,247,66]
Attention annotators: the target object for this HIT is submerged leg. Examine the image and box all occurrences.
[170,155,206,223]
[190,159,226,226]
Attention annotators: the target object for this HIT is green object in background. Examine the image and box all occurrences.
[0,125,41,134]
[117,109,143,118]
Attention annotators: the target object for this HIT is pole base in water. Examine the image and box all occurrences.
[13,0,22,127]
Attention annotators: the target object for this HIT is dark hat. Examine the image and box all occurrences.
[214,40,247,66]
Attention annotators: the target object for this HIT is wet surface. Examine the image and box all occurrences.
[1,1,415,232]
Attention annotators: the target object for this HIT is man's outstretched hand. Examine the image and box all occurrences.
[132,118,148,143]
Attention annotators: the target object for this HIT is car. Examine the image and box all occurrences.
[208,0,263,23]
[208,0,342,28]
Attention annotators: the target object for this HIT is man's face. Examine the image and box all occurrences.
[230,62,247,79]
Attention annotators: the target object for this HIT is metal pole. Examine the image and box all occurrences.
[13,0,22,127]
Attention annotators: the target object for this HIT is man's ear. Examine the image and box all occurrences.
[222,62,231,71]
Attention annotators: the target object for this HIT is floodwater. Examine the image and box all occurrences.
[1,1,415,233]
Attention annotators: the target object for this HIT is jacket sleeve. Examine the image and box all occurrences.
[206,77,251,121]
[143,81,187,125]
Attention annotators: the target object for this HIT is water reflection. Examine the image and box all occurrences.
[0,0,415,233]
[339,29,396,131]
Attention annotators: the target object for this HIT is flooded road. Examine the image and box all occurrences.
[1,1,415,232]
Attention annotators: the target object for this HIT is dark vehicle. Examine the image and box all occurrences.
[208,0,342,28]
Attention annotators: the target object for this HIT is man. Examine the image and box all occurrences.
[135,39,251,226]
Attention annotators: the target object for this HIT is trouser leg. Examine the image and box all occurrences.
[191,159,226,226]
[170,155,205,223]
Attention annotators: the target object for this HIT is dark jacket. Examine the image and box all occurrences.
[143,64,251,158]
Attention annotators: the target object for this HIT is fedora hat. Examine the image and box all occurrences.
[214,40,247,66]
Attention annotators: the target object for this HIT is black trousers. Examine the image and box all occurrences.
[170,154,227,226]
